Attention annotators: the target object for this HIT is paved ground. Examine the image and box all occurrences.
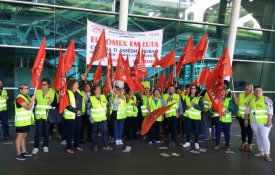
[0,120,274,175]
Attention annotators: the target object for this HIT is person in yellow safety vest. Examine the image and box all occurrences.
[141,87,151,118]
[213,93,234,151]
[232,83,254,152]
[32,78,56,155]
[14,83,36,161]
[224,80,232,98]
[245,86,273,162]
[201,90,213,141]
[111,87,127,146]
[182,84,204,150]
[162,85,182,147]
[147,89,163,144]
[176,86,186,137]
[80,83,92,143]
[0,80,10,140]
[90,85,113,151]
[125,90,139,140]
[107,86,120,140]
[63,79,84,154]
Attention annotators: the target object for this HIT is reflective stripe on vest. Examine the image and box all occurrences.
[14,94,33,127]
[237,93,254,119]
[35,88,55,119]
[249,96,268,124]
[90,95,107,122]
[184,96,201,120]
[0,90,7,111]
[63,90,76,119]
[148,97,163,122]
[163,93,180,118]
[203,93,212,112]
[141,95,150,117]
[126,95,138,117]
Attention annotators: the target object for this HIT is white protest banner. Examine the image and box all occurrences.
[86,20,163,67]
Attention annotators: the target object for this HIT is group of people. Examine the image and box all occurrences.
[0,76,272,162]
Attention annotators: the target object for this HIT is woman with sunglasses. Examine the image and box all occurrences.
[182,84,204,150]
[14,83,36,160]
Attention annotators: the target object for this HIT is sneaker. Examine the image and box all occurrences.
[182,142,191,148]
[119,140,123,145]
[16,153,26,161]
[225,146,230,151]
[115,140,120,145]
[60,140,67,145]
[195,143,200,150]
[22,151,33,157]
[214,145,220,150]
[264,156,272,162]
[32,148,39,154]
[155,140,163,144]
[254,152,264,157]
[74,147,83,151]
[148,141,153,144]
[43,147,49,153]
[66,149,75,154]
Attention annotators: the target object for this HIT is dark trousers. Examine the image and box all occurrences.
[64,117,82,149]
[125,117,139,140]
[148,121,161,142]
[92,120,108,147]
[81,114,91,142]
[215,121,231,146]
[177,117,186,136]
[238,117,253,144]
[34,119,50,148]
[61,117,67,141]
[108,112,116,138]
[166,116,177,143]
[202,111,212,139]
[0,111,9,138]
[186,117,200,143]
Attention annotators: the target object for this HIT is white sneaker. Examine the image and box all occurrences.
[119,140,123,145]
[148,141,153,144]
[115,140,120,145]
[195,143,200,150]
[43,147,49,153]
[32,148,39,154]
[60,140,66,145]
[182,142,191,148]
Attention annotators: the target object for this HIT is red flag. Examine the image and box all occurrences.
[152,50,159,69]
[93,62,102,85]
[191,67,211,86]
[64,39,76,72]
[86,29,107,74]
[103,76,111,95]
[157,50,176,69]
[181,36,195,65]
[133,77,145,92]
[176,55,183,77]
[53,45,63,90]
[133,46,148,78]
[156,72,165,88]
[58,48,69,113]
[31,37,46,88]
[194,33,208,63]
[141,103,175,135]
[165,69,174,88]
[206,48,232,116]
[106,51,114,84]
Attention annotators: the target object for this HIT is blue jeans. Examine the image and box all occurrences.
[215,121,231,146]
[92,120,108,147]
[0,111,9,139]
[34,119,50,148]
[114,119,124,140]
[186,117,200,143]
[202,111,212,139]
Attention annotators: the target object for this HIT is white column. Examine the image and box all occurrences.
[116,0,129,88]
[227,0,241,65]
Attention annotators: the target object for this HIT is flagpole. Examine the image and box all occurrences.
[231,75,235,92]
[153,68,155,87]
[75,57,78,80]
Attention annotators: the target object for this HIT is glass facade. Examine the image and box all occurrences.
[0,0,275,117]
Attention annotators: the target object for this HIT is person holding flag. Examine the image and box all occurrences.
[63,79,83,154]
[162,85,182,147]
[32,78,56,155]
[147,89,163,144]
[213,91,234,151]
[182,84,204,150]
[14,83,36,160]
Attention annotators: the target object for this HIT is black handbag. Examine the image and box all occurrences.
[47,108,62,123]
